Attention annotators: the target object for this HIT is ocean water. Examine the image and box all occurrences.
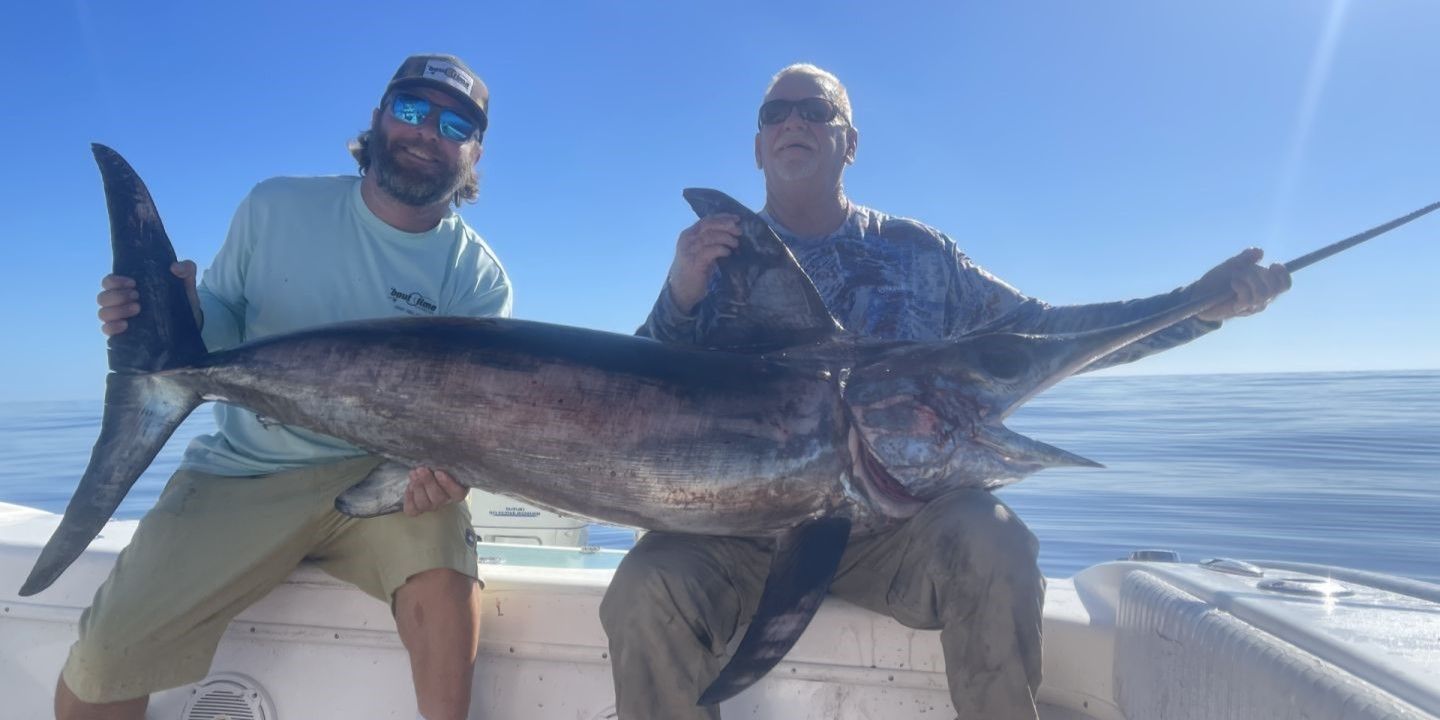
[1,370,1436,583]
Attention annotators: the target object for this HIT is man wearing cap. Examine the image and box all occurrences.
[66,54,505,720]
[599,63,1291,719]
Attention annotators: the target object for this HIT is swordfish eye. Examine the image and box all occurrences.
[978,343,1027,382]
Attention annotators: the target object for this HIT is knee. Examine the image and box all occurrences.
[56,675,148,718]
[396,569,480,617]
[600,542,731,642]
[405,567,478,592]
[600,550,681,633]
[917,490,1040,573]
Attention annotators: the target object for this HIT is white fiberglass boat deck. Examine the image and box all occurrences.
[1,501,1436,719]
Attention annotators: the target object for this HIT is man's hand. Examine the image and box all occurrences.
[1189,248,1292,322]
[97,261,202,336]
[404,466,470,517]
[666,215,741,313]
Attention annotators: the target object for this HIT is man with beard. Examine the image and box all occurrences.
[65,54,507,720]
[600,64,1291,719]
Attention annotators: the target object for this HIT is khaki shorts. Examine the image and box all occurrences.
[62,455,480,703]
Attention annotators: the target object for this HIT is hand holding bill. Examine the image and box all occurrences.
[1189,248,1293,322]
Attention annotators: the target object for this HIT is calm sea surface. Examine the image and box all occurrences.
[1,370,1436,583]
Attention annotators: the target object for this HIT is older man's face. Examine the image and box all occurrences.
[755,73,855,187]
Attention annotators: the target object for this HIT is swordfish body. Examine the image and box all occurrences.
[181,316,857,535]
[24,144,1436,705]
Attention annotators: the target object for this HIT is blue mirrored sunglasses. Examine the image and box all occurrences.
[388,92,482,143]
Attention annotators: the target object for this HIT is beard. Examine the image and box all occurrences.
[768,154,823,183]
[369,120,468,207]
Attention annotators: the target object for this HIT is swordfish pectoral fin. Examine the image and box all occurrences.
[697,515,852,706]
[333,461,412,518]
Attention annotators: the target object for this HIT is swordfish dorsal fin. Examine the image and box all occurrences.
[698,515,852,706]
[682,188,844,351]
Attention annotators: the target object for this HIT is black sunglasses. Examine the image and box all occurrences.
[757,97,846,129]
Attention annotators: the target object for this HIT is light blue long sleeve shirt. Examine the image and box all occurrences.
[182,176,512,476]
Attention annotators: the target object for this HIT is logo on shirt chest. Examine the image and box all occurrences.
[389,287,439,315]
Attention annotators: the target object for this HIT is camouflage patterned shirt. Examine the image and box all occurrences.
[643,204,1217,371]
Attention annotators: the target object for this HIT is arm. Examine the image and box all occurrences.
[447,242,514,320]
[97,188,269,341]
[946,242,1290,373]
[974,292,1224,372]
[192,192,261,351]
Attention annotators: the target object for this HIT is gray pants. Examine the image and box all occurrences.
[599,489,1044,719]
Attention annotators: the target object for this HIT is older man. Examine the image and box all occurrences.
[600,63,1290,719]
[71,54,509,720]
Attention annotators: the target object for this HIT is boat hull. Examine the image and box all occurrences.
[1,502,1436,719]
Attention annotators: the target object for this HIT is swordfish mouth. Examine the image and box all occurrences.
[845,425,926,523]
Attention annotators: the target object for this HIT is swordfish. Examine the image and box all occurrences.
[22,145,1437,705]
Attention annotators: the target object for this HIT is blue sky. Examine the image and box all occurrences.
[3,1,1438,402]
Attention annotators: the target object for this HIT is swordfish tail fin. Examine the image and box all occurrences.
[20,374,201,596]
[19,145,208,596]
